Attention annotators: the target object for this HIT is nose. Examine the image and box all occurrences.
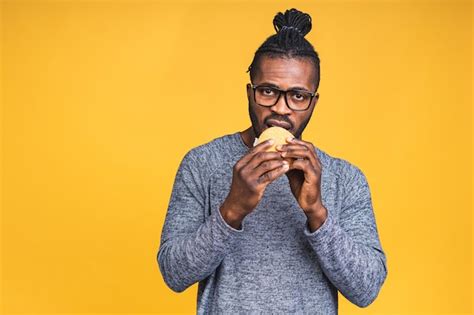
[271,92,293,115]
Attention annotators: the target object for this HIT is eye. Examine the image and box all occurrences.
[291,91,309,102]
[262,88,275,96]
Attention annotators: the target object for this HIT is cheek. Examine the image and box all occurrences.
[293,115,305,127]
[251,105,267,122]
[292,114,311,132]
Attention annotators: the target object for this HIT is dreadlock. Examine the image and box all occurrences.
[247,8,320,92]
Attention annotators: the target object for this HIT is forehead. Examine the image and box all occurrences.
[254,56,316,91]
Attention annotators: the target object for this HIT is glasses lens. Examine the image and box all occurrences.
[287,90,312,110]
[255,86,279,106]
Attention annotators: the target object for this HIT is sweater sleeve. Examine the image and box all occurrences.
[303,165,388,308]
[157,149,244,293]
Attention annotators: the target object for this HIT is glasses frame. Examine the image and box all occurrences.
[249,83,318,112]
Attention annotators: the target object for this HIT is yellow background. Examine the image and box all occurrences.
[1,0,472,314]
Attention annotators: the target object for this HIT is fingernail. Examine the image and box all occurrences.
[267,139,274,144]
[282,160,289,165]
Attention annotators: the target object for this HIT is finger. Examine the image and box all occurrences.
[275,143,308,150]
[287,138,314,151]
[253,138,274,150]
[279,140,320,165]
[281,149,320,171]
[257,162,290,186]
[287,138,320,157]
[246,151,283,170]
[289,159,318,183]
[275,143,310,156]
[253,159,288,178]
[276,143,308,162]
[237,139,274,167]
[280,144,320,168]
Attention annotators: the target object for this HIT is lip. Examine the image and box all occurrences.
[266,119,292,130]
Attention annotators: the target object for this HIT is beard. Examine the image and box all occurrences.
[248,101,314,140]
[249,102,264,139]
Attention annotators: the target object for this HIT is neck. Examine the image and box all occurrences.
[240,127,255,149]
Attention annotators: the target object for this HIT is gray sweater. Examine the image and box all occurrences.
[157,132,388,314]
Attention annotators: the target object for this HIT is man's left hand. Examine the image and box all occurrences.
[276,137,327,229]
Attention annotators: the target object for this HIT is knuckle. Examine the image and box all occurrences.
[262,151,271,158]
[237,166,246,177]
[269,168,281,180]
[261,161,270,170]
[266,152,279,158]
[249,180,258,189]
[233,162,241,171]
[250,148,259,155]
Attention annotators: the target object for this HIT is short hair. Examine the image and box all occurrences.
[247,8,321,92]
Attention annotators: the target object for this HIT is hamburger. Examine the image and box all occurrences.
[254,126,295,166]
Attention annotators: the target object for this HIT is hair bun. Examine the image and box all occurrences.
[273,8,312,37]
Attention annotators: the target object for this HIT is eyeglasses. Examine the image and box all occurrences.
[249,83,317,111]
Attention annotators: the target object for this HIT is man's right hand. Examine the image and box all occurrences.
[220,139,289,229]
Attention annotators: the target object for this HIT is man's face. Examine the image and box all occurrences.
[247,56,319,140]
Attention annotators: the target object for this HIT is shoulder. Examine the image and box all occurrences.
[315,146,368,187]
[181,132,238,171]
[316,147,371,209]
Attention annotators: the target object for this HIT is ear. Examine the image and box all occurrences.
[311,92,319,109]
[246,83,252,101]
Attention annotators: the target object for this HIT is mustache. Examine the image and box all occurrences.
[264,115,293,129]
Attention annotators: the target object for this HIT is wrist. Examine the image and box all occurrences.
[219,202,246,230]
[305,200,325,217]
[305,203,328,232]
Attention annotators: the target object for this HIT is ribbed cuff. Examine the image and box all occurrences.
[214,205,245,234]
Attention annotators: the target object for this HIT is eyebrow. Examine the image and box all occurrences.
[258,82,311,92]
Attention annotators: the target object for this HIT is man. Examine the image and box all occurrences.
[157,8,388,314]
